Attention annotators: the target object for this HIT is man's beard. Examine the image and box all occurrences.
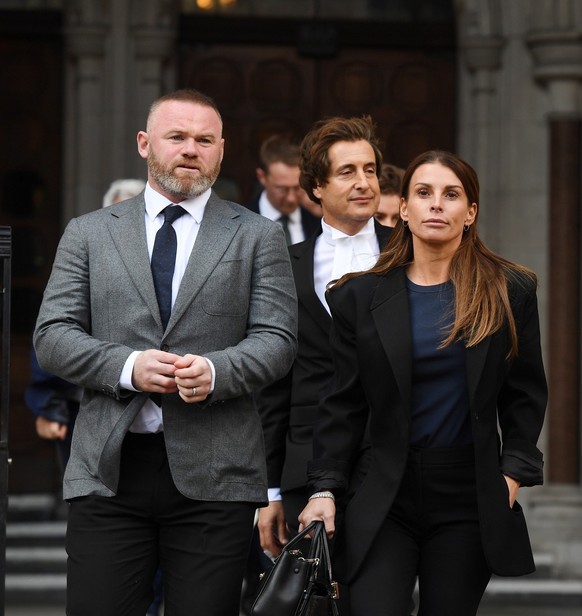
[148,152,221,200]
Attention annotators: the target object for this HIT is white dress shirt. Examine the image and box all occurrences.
[258,191,305,244]
[314,217,380,314]
[119,182,214,433]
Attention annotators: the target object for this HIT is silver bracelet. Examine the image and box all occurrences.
[308,491,335,501]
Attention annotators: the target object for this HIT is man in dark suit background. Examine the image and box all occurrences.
[246,134,320,244]
[256,116,392,559]
[34,88,297,616]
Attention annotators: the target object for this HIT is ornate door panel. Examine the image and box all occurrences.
[317,49,455,169]
[181,44,316,203]
[179,33,455,202]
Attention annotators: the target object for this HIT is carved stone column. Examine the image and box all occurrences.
[526,17,582,577]
[458,33,504,247]
[527,28,582,485]
[63,0,179,219]
[129,0,177,176]
[63,1,108,219]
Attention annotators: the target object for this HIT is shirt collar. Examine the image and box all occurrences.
[321,216,376,245]
[259,191,301,224]
[144,182,211,224]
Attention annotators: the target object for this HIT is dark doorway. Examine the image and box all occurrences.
[179,14,456,203]
[0,10,64,494]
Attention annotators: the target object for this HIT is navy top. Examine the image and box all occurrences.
[406,278,472,448]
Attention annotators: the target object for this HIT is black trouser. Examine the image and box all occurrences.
[350,446,491,616]
[66,432,256,616]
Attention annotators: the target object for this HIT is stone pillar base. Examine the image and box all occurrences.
[527,484,582,577]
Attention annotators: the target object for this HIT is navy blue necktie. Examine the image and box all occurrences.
[277,215,292,245]
[151,205,187,329]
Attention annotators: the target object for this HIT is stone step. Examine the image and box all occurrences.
[5,546,67,574]
[481,577,582,607]
[5,521,67,547]
[4,573,66,606]
[7,493,63,522]
[7,574,582,609]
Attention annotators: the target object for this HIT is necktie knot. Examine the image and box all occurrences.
[163,205,187,225]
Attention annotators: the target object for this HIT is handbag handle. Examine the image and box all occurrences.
[280,520,324,556]
[303,521,339,600]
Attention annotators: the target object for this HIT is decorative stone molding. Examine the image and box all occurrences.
[526,0,582,114]
[527,30,582,85]
[461,34,504,73]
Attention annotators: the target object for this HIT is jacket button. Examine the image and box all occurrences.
[161,344,169,351]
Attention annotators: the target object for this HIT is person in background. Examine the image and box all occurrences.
[103,178,146,207]
[25,349,81,475]
[34,88,297,616]
[299,150,547,615]
[254,116,392,615]
[375,162,404,227]
[246,134,320,244]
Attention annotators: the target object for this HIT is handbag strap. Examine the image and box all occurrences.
[280,520,322,556]
[308,522,339,600]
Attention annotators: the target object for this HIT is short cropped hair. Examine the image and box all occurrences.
[300,115,383,205]
[258,135,300,171]
[147,88,222,131]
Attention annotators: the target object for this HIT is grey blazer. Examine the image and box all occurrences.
[34,192,298,503]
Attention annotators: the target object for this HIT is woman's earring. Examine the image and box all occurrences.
[463,224,470,232]
[402,220,409,227]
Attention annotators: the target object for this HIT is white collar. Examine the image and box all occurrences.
[258,191,301,224]
[321,216,376,245]
[144,182,210,224]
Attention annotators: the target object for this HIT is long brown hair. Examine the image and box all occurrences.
[335,150,536,358]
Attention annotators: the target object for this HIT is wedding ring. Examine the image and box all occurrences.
[192,387,197,397]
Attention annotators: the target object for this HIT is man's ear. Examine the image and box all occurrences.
[256,167,267,188]
[137,131,149,160]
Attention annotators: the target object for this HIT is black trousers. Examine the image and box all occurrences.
[349,446,491,616]
[66,432,256,616]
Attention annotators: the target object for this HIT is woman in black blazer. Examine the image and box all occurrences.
[299,150,547,615]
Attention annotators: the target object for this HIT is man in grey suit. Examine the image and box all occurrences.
[33,89,298,616]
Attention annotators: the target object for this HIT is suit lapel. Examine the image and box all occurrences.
[106,198,162,327]
[371,268,412,407]
[168,193,240,329]
[291,222,392,337]
[465,337,491,407]
[290,233,331,336]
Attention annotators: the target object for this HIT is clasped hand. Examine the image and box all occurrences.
[132,349,211,402]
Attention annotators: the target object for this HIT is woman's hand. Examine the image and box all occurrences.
[503,474,521,508]
[298,496,336,537]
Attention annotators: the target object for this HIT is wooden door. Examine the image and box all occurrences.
[0,10,64,494]
[178,16,455,203]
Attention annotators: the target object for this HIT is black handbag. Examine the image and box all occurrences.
[251,520,339,616]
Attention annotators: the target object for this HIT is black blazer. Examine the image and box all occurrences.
[245,193,321,242]
[257,222,392,492]
[309,266,547,582]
